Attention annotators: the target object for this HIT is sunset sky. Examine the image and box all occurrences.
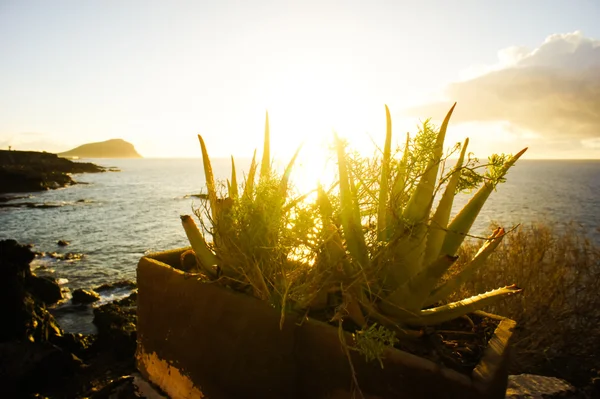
[1,0,599,160]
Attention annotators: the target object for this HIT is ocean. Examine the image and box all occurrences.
[1,158,599,331]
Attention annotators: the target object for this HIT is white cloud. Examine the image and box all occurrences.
[406,31,600,156]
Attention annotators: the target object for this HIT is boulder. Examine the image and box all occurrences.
[0,239,35,280]
[505,374,581,398]
[29,275,63,304]
[72,288,101,304]
[0,340,82,397]
[92,293,137,360]
[57,240,70,246]
[0,239,63,343]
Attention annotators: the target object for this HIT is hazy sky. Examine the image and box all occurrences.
[1,0,599,159]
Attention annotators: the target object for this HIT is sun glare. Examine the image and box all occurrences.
[260,77,394,194]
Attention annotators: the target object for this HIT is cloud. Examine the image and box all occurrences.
[405,31,600,150]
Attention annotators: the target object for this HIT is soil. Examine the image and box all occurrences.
[309,304,499,375]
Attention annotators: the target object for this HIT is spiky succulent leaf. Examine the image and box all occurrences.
[402,103,456,225]
[279,144,303,198]
[230,156,238,199]
[335,133,369,269]
[379,254,458,315]
[426,227,506,305]
[259,111,271,183]
[243,149,258,199]
[180,215,218,277]
[197,135,218,223]
[400,285,522,326]
[422,138,470,269]
[441,148,527,256]
[390,132,410,218]
[386,104,457,285]
[377,105,393,241]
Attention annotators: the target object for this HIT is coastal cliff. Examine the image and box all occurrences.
[58,139,142,159]
[0,150,106,194]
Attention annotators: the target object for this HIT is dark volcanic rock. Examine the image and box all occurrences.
[92,293,137,360]
[0,238,35,279]
[72,288,101,304]
[0,239,63,343]
[29,275,63,305]
[0,340,83,397]
[0,149,106,194]
[506,374,581,398]
[50,332,96,361]
[0,239,139,397]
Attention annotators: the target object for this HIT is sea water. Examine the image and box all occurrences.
[1,158,599,295]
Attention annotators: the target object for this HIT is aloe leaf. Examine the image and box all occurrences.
[334,132,369,269]
[259,111,271,183]
[426,227,506,306]
[386,105,457,283]
[180,215,218,277]
[317,184,334,221]
[230,156,238,199]
[243,149,258,199]
[441,147,527,256]
[398,285,521,326]
[402,103,456,225]
[279,144,303,197]
[379,254,458,315]
[197,134,218,223]
[422,138,470,269]
[377,105,393,242]
[390,132,410,218]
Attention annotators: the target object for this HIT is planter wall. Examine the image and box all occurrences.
[137,248,516,399]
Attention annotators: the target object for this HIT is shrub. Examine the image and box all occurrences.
[447,222,600,387]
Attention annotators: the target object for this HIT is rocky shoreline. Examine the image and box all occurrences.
[1,238,595,398]
[0,150,109,194]
[0,239,142,398]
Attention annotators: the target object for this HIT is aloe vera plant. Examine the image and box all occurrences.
[181,111,306,305]
[326,103,526,327]
[182,104,524,333]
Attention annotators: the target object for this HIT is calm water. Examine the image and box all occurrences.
[1,159,599,295]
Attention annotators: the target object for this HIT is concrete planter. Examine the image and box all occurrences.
[137,248,516,399]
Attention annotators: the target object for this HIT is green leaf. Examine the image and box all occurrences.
[335,132,369,269]
[441,147,527,256]
[399,285,522,326]
[259,111,271,183]
[402,103,456,225]
[379,254,458,315]
[426,227,506,305]
[230,156,238,199]
[243,149,258,199]
[197,134,218,223]
[422,138,469,269]
[279,144,303,198]
[180,215,218,277]
[390,132,410,220]
[377,105,393,242]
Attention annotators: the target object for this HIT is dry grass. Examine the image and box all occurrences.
[446,222,600,387]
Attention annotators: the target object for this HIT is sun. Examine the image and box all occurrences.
[261,78,387,195]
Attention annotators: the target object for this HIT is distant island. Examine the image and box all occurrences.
[0,150,107,194]
[58,139,142,159]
